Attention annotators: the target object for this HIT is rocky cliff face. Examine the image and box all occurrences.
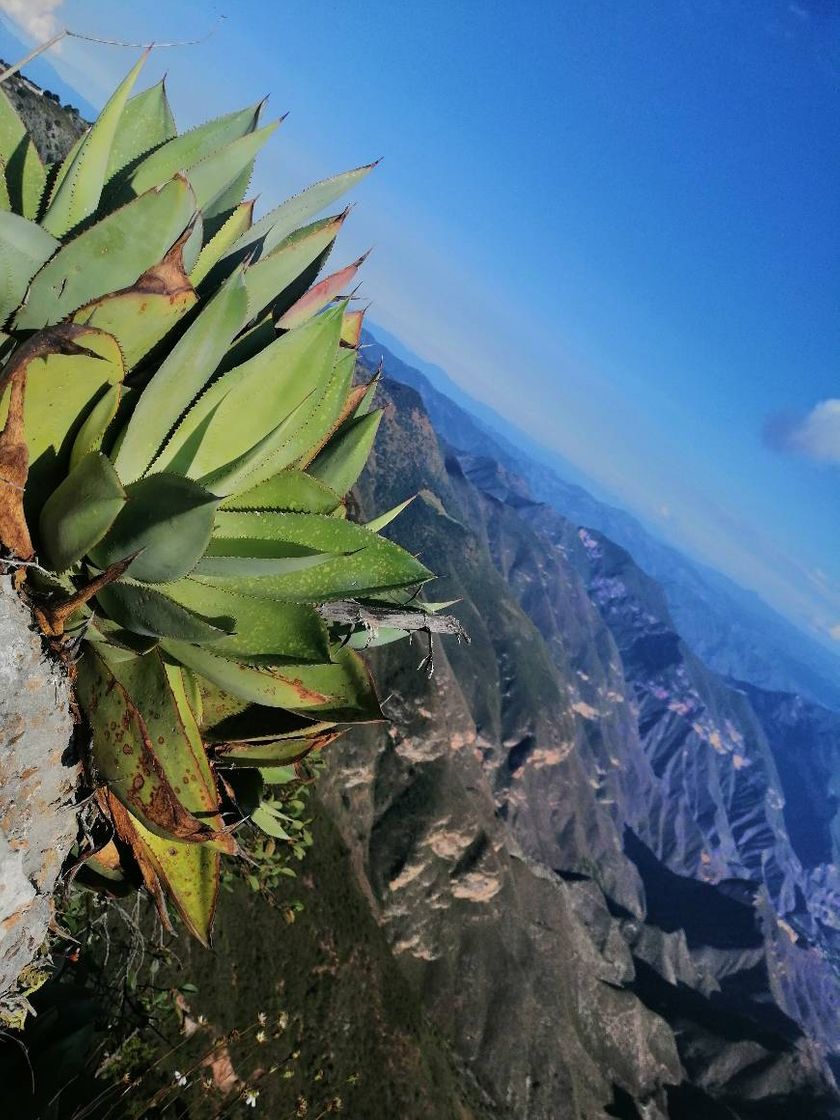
[310,371,840,1118]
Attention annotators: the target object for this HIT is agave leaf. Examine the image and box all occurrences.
[0,209,58,325]
[156,301,343,481]
[0,86,46,219]
[76,647,218,843]
[240,346,355,488]
[161,640,380,715]
[201,161,254,238]
[186,120,278,213]
[0,160,9,211]
[340,308,365,349]
[215,729,341,766]
[276,254,367,332]
[218,470,341,514]
[43,51,149,237]
[353,372,380,417]
[69,384,122,470]
[207,510,431,601]
[90,472,219,583]
[195,395,316,498]
[308,409,382,496]
[103,789,220,945]
[213,314,275,376]
[190,199,254,287]
[73,227,197,371]
[17,176,196,329]
[114,269,247,483]
[0,326,126,520]
[38,451,126,572]
[228,162,376,260]
[202,691,336,743]
[181,668,204,724]
[243,213,345,321]
[105,78,177,181]
[364,495,415,533]
[45,131,83,211]
[94,579,233,642]
[159,578,330,661]
[87,615,159,657]
[181,211,204,273]
[128,101,263,197]
[191,547,337,578]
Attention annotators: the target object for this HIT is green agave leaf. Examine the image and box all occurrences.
[46,130,83,210]
[95,579,232,642]
[159,578,329,661]
[353,372,380,417]
[308,409,382,496]
[207,510,431,601]
[73,228,198,372]
[201,160,254,236]
[69,383,122,470]
[192,552,338,580]
[186,120,278,212]
[228,162,376,260]
[218,470,341,514]
[38,451,125,572]
[0,326,126,519]
[115,268,248,482]
[364,495,415,533]
[17,175,196,329]
[190,199,254,287]
[128,101,263,197]
[236,344,355,491]
[0,86,46,219]
[215,730,340,766]
[76,646,216,843]
[106,792,220,946]
[0,208,58,325]
[87,615,159,657]
[243,213,344,321]
[90,472,219,583]
[202,690,336,743]
[182,667,204,724]
[213,314,274,375]
[276,253,366,332]
[155,301,343,481]
[164,641,381,717]
[43,51,148,237]
[106,78,177,181]
[195,395,314,498]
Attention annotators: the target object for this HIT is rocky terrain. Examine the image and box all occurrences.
[305,359,840,1117]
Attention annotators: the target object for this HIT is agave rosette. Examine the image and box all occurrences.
[0,53,435,942]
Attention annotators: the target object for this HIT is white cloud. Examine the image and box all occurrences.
[783,399,840,463]
[0,0,64,45]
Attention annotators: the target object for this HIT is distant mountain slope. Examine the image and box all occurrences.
[363,328,840,710]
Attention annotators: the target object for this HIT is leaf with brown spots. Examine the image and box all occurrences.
[101,789,220,945]
[76,646,232,849]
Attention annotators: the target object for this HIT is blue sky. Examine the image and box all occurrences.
[1,0,838,646]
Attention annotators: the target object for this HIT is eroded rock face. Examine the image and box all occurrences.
[0,577,76,1009]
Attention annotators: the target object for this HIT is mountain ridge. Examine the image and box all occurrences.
[363,326,840,711]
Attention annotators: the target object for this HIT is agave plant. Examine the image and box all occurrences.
[0,52,451,944]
